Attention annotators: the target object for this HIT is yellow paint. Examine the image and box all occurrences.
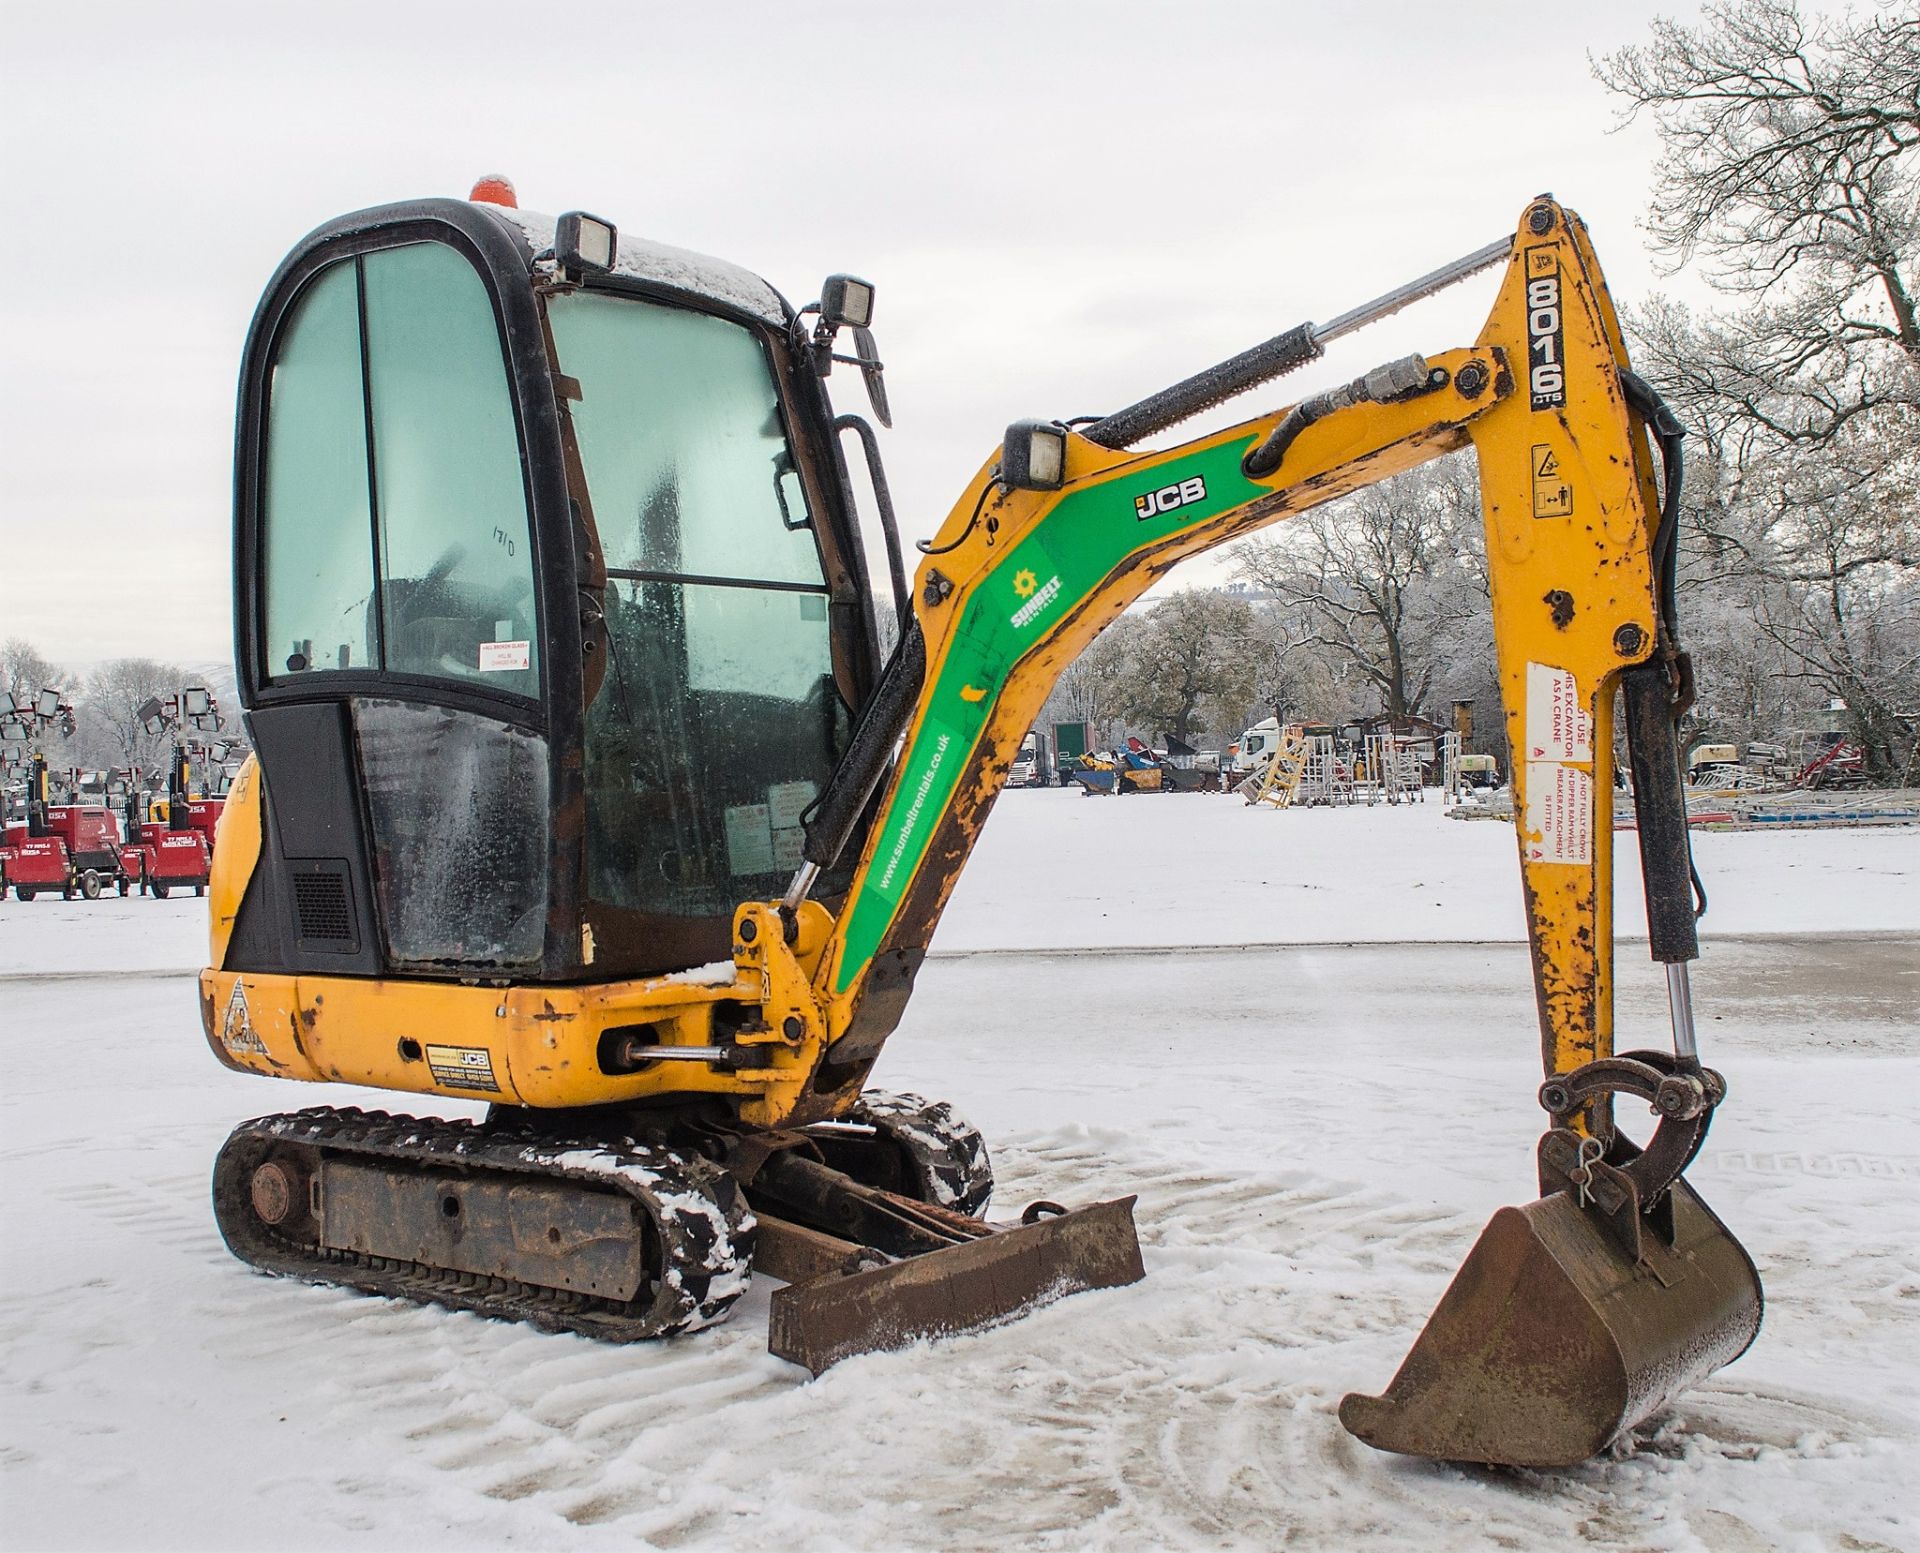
[196,895,840,1116]
[206,754,263,970]
[210,198,1664,1141]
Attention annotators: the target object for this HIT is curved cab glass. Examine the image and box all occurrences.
[546,291,852,932]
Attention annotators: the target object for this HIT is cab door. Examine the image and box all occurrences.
[231,207,573,980]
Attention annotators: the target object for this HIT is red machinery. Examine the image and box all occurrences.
[119,755,224,898]
[116,688,232,898]
[1,751,127,901]
[0,684,236,902]
[1796,733,1868,790]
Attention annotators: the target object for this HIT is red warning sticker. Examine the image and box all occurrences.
[1524,761,1594,864]
[1525,662,1593,762]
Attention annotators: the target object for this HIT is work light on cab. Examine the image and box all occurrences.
[555,211,617,278]
[820,274,875,330]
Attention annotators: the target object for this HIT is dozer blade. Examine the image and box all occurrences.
[1338,1177,1761,1468]
[767,1196,1144,1374]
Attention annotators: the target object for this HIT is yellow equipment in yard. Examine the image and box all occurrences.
[200,183,1758,1465]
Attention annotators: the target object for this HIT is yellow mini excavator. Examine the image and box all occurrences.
[200,180,1760,1468]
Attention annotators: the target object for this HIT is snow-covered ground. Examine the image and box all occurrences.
[8,793,1917,976]
[3,797,1916,1551]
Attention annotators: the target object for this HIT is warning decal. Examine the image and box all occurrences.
[221,982,268,1057]
[426,1044,500,1093]
[1524,762,1595,864]
[1525,663,1593,762]
[478,640,531,672]
[1531,444,1572,518]
[724,803,775,876]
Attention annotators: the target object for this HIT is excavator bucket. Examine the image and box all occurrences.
[764,1196,1144,1374]
[1339,1176,1761,1468]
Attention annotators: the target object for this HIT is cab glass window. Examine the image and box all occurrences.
[546,291,850,926]
[549,292,822,585]
[363,244,539,692]
[261,261,378,675]
[258,241,538,695]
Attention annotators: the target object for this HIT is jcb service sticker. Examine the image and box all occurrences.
[425,1044,500,1093]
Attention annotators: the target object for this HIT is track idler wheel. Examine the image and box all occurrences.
[806,1090,994,1217]
[1338,1052,1763,1467]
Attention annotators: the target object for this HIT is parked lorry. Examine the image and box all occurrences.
[1230,717,1282,777]
[1686,743,1742,786]
[1051,720,1093,785]
[1008,728,1054,788]
[1452,753,1501,789]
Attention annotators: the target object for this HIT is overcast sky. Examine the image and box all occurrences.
[3,0,1812,674]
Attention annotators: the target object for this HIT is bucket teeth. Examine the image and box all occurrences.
[1339,1179,1762,1468]
[767,1196,1144,1374]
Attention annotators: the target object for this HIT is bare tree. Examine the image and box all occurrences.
[1599,2,1920,774]
[1103,589,1257,746]
[1,638,64,710]
[75,658,188,771]
[1596,1,1918,353]
[1045,613,1141,738]
[1229,460,1485,722]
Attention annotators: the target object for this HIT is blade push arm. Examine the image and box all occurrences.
[786,197,1676,1127]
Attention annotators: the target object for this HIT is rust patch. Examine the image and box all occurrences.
[1544,590,1576,629]
[198,986,240,1071]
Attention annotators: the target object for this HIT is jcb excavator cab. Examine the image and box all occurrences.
[230,191,885,985]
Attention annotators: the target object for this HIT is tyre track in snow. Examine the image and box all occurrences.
[7,938,1919,1550]
[31,1120,1907,1551]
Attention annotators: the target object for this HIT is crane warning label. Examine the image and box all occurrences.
[1524,762,1594,864]
[1525,663,1593,762]
[425,1044,499,1092]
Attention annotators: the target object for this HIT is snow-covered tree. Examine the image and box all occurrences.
[1100,589,1258,746]
[1599,0,1920,775]
[1228,459,1489,724]
[73,658,190,772]
[1,638,64,711]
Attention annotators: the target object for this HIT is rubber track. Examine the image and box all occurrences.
[212,1107,755,1341]
[847,1091,995,1217]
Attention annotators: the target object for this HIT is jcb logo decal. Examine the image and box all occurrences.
[1524,247,1566,411]
[1135,475,1207,520]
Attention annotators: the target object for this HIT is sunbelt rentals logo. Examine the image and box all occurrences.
[1010,568,1062,629]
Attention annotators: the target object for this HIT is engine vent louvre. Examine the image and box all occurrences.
[291,866,355,945]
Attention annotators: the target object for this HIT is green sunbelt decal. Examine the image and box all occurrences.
[834,438,1264,992]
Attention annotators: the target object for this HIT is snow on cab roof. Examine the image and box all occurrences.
[484,205,788,326]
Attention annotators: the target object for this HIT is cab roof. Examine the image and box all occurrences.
[482,204,789,327]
